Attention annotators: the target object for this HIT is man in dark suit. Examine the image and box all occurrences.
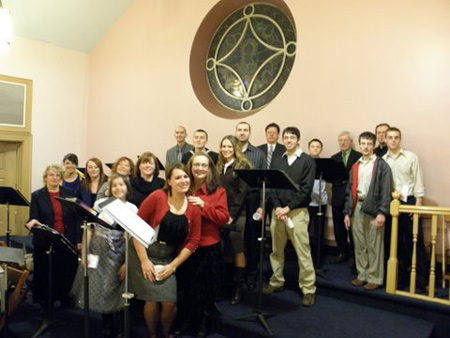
[258,122,286,169]
[330,131,361,264]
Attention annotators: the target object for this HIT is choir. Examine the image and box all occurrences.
[24,122,428,338]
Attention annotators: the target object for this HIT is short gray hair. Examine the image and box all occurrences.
[43,164,63,183]
[338,131,354,141]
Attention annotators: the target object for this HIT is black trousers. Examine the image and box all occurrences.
[244,191,261,275]
[332,205,354,256]
[308,205,327,267]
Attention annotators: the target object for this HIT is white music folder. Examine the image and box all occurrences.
[99,198,156,248]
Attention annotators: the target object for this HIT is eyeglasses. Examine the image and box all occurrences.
[192,163,209,169]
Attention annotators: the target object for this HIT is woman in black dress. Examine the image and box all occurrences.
[129,164,201,338]
[216,135,252,305]
[130,152,165,207]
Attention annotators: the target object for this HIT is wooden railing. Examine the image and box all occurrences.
[386,193,450,305]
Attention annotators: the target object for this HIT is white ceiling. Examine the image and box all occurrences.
[2,0,134,53]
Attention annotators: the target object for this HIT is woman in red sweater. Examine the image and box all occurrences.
[129,163,201,338]
[175,153,229,337]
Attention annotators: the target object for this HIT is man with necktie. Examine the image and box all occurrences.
[258,123,286,169]
[165,125,194,166]
[330,131,361,265]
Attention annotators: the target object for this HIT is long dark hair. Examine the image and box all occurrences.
[163,163,190,196]
[217,135,252,173]
[186,153,220,195]
[81,158,107,192]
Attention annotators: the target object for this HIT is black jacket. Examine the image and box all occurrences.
[270,152,316,210]
[220,161,249,220]
[29,186,82,246]
[257,143,286,169]
[330,149,362,207]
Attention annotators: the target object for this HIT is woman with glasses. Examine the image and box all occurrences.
[175,153,229,337]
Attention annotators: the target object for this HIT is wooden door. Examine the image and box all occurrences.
[0,141,27,237]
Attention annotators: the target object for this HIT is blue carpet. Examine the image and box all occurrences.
[2,238,442,338]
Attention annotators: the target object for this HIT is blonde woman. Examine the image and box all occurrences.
[217,135,252,305]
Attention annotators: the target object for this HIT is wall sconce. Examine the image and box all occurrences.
[0,0,12,49]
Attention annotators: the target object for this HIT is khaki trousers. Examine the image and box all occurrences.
[351,202,385,285]
[269,208,316,295]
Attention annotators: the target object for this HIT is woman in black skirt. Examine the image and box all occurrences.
[216,135,252,305]
[175,153,229,337]
[129,164,201,338]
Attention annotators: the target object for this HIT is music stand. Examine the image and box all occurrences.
[0,187,30,247]
[0,247,25,338]
[234,169,299,336]
[54,197,114,338]
[30,225,77,338]
[314,158,348,279]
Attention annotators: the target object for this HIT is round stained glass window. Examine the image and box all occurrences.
[206,3,297,113]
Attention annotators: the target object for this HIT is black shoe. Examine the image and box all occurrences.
[246,275,257,291]
[230,287,242,305]
[330,253,348,264]
[197,324,208,338]
[348,257,355,268]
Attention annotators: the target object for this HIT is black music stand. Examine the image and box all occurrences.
[0,187,30,247]
[55,197,115,338]
[30,225,77,338]
[234,169,299,336]
[316,159,349,275]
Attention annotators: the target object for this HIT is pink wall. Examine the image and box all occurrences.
[88,0,450,206]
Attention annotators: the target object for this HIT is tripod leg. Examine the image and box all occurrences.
[257,313,273,336]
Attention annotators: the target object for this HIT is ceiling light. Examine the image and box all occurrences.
[0,0,12,49]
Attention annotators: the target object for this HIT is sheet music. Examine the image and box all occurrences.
[101,198,155,248]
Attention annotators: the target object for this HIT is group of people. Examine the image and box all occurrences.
[24,121,428,338]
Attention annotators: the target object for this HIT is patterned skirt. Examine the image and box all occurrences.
[71,226,125,313]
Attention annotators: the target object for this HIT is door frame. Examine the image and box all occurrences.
[0,131,32,236]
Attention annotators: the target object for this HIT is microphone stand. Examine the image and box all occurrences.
[234,180,275,335]
[122,232,134,338]
[314,173,328,279]
[82,219,90,338]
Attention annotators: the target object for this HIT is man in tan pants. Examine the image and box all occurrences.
[261,126,316,307]
[344,132,393,290]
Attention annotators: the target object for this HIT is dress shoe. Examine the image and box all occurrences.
[348,257,355,268]
[196,324,208,338]
[363,283,380,291]
[230,286,242,305]
[351,278,365,286]
[246,275,257,291]
[262,284,284,295]
[330,253,348,264]
[302,294,315,307]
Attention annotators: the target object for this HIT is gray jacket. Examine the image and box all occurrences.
[344,157,393,217]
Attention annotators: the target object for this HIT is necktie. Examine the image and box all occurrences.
[177,148,182,162]
[342,152,348,166]
[267,145,274,168]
